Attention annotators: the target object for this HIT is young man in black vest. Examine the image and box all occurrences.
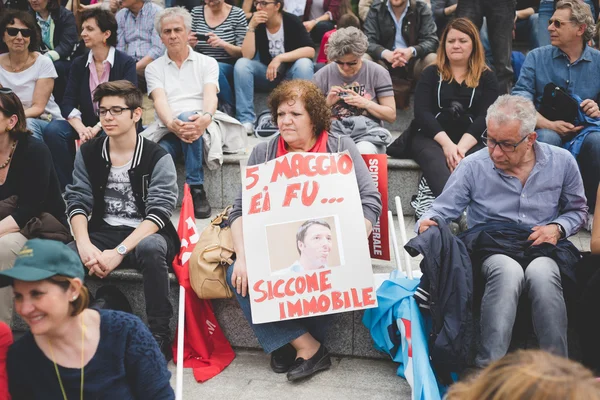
[65,80,179,360]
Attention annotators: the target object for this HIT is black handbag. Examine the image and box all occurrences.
[539,83,579,125]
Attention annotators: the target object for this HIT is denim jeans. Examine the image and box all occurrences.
[68,226,173,335]
[43,119,105,191]
[476,254,567,367]
[538,0,596,47]
[226,262,330,354]
[218,62,235,108]
[158,111,204,186]
[536,129,600,211]
[456,0,515,93]
[234,56,314,124]
[515,14,540,50]
[26,118,49,141]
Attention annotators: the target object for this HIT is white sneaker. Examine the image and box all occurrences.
[242,122,254,136]
[587,213,594,232]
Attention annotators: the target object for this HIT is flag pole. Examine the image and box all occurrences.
[176,285,185,399]
[394,196,413,280]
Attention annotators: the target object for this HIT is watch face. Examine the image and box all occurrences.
[117,245,127,255]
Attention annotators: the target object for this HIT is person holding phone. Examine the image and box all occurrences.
[189,0,247,115]
[234,0,315,135]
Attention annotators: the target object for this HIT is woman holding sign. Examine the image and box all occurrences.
[228,80,382,382]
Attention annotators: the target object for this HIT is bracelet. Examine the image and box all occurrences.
[247,27,255,32]
[202,111,214,121]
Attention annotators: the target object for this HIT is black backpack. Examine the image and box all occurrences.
[254,110,279,139]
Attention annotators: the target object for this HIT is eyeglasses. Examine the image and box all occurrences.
[253,1,276,7]
[548,18,572,28]
[97,106,132,117]
[482,130,530,153]
[334,60,360,67]
[5,28,33,38]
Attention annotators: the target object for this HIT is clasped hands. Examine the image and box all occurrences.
[168,113,211,144]
[383,48,414,68]
[78,242,123,279]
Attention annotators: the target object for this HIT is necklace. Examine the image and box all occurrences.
[0,140,17,169]
[48,314,86,400]
[8,53,32,73]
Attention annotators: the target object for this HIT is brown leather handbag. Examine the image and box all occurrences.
[188,206,235,299]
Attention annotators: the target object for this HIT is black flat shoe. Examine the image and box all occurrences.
[270,343,296,373]
[286,345,331,381]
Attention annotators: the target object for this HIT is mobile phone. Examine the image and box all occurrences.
[338,92,349,98]
[196,33,209,41]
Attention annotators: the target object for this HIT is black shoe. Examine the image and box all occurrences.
[153,333,173,362]
[270,343,296,373]
[190,185,212,219]
[286,345,331,381]
[90,285,132,314]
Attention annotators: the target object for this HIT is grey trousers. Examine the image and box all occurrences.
[476,254,568,367]
[0,233,28,326]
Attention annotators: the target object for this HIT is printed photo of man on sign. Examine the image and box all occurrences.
[267,217,343,275]
[242,151,379,324]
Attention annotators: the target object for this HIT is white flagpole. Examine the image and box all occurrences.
[395,196,413,280]
[388,210,403,273]
[176,286,185,400]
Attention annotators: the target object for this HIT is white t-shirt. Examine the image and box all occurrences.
[0,54,63,120]
[145,46,220,126]
[267,25,285,59]
[309,0,325,20]
[103,158,144,228]
[284,0,307,16]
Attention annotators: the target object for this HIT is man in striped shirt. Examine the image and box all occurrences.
[117,0,165,91]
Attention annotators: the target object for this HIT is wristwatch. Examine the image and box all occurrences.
[549,223,566,239]
[116,244,128,256]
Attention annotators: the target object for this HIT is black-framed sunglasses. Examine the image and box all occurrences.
[5,28,33,38]
[0,88,14,94]
[481,130,530,153]
[97,106,132,117]
[334,60,359,67]
[253,1,276,6]
[548,18,571,28]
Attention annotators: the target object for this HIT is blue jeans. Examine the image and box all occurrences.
[26,118,49,141]
[218,62,235,108]
[158,111,204,186]
[539,0,596,47]
[515,14,539,50]
[226,262,330,354]
[476,255,567,367]
[537,128,600,211]
[42,119,105,191]
[234,56,314,124]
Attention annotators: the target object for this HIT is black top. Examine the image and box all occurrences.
[516,0,540,12]
[254,12,313,67]
[413,65,499,142]
[0,135,67,228]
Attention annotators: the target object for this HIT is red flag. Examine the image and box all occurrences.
[171,184,235,382]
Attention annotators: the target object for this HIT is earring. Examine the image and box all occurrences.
[72,295,78,301]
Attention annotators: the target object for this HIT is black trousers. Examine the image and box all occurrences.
[411,133,483,197]
[456,0,515,94]
[68,225,173,335]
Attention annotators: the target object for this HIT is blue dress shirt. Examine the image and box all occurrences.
[416,142,588,237]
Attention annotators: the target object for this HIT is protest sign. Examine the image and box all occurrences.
[362,154,390,261]
[242,152,378,324]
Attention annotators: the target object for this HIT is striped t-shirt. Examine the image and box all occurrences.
[191,5,248,62]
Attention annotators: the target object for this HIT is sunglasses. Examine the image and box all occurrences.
[334,60,359,67]
[5,28,33,38]
[548,18,572,28]
[0,88,14,94]
[253,1,276,6]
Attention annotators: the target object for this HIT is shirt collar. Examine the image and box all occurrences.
[86,46,116,67]
[387,1,408,24]
[165,46,195,65]
[552,43,593,62]
[125,1,150,18]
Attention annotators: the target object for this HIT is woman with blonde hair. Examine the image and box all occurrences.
[401,17,498,209]
[4,239,174,399]
[446,350,600,400]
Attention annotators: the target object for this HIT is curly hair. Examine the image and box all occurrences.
[557,0,596,43]
[0,10,41,53]
[326,26,368,61]
[446,350,600,400]
[268,80,331,137]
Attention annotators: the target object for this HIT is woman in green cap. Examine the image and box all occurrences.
[2,238,175,399]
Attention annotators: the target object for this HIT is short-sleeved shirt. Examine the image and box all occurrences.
[267,24,285,58]
[145,46,220,126]
[313,60,394,121]
[103,158,143,228]
[0,54,63,120]
[191,5,247,62]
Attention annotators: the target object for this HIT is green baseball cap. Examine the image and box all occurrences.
[0,239,84,287]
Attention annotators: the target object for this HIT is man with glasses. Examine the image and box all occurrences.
[513,0,600,230]
[417,95,587,367]
[65,80,180,361]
